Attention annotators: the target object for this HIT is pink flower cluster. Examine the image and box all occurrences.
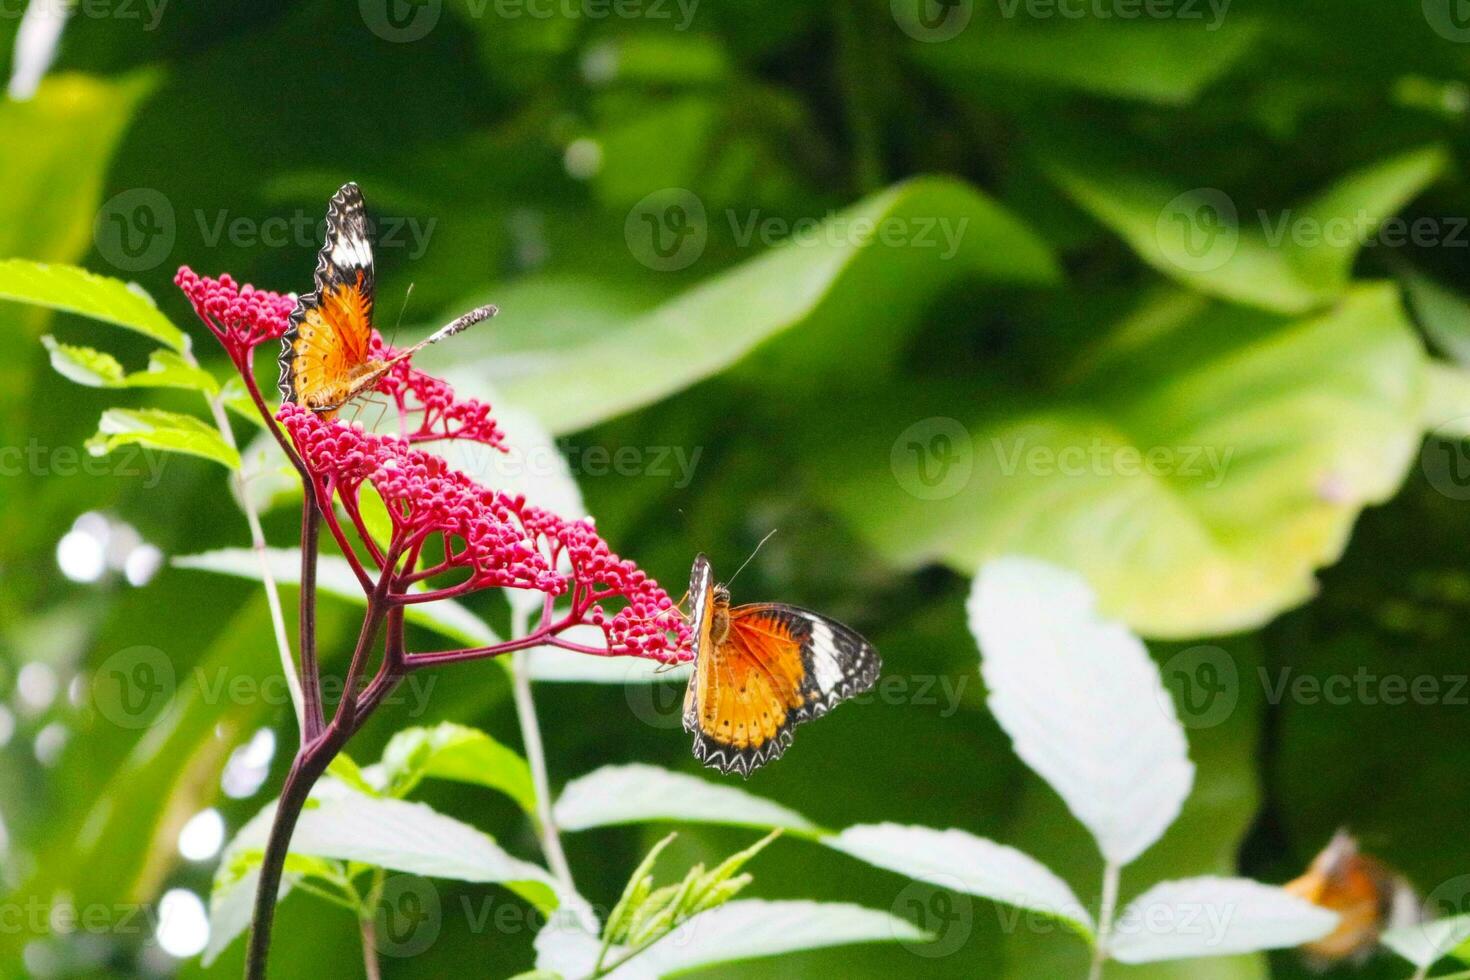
[369,336,505,449]
[279,404,690,663]
[174,267,294,365]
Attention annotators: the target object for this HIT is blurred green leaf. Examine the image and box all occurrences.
[0,259,188,351]
[0,72,156,261]
[380,722,536,815]
[828,823,1093,939]
[913,16,1261,105]
[1402,264,1470,366]
[172,547,499,647]
[465,177,1058,433]
[86,406,239,469]
[1043,145,1446,313]
[554,764,822,836]
[815,284,1427,638]
[40,334,125,386]
[41,336,219,393]
[207,784,580,965]
[537,899,932,978]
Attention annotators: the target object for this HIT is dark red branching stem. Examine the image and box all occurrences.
[174,269,690,980]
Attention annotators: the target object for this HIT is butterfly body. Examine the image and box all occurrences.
[683,553,880,777]
[278,182,495,416]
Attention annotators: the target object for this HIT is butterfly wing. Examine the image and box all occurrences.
[684,591,880,777]
[278,182,377,412]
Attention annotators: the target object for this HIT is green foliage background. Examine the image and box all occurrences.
[3,1,1470,977]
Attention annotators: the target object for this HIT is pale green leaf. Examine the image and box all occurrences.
[554,764,821,836]
[171,547,498,648]
[87,407,239,470]
[814,283,1427,638]
[40,334,124,387]
[380,722,535,815]
[1043,145,1446,313]
[536,900,931,979]
[0,259,187,351]
[441,177,1058,433]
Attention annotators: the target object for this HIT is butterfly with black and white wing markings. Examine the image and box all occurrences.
[681,553,880,777]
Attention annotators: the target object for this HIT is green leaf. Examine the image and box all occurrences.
[1401,264,1470,366]
[1043,144,1446,314]
[87,407,240,470]
[828,823,1093,939]
[914,16,1261,106]
[813,283,1427,638]
[554,764,823,836]
[124,349,220,394]
[326,753,380,798]
[602,832,678,949]
[0,259,188,351]
[379,722,536,815]
[449,177,1058,433]
[206,783,589,965]
[1384,914,1470,968]
[0,72,156,262]
[40,334,125,387]
[41,336,219,393]
[537,900,932,978]
[172,547,499,648]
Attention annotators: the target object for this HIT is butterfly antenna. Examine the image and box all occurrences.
[392,303,499,365]
[388,282,416,349]
[727,528,778,588]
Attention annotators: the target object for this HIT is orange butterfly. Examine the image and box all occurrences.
[1284,830,1419,967]
[277,182,496,415]
[682,553,881,777]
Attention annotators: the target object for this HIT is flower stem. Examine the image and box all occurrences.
[190,350,305,736]
[1087,863,1121,980]
[298,493,324,743]
[509,607,577,895]
[242,727,343,980]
